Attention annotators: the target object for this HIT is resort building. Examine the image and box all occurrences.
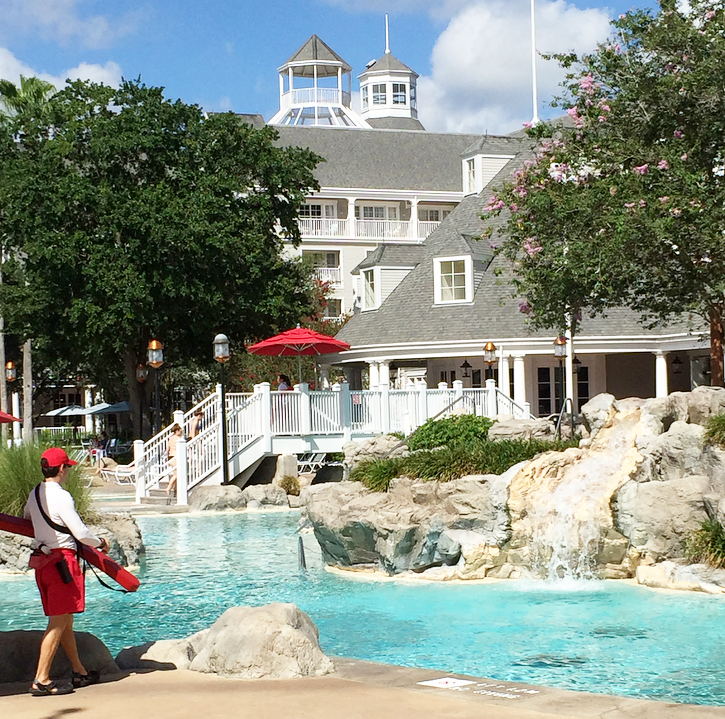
[243,33,710,414]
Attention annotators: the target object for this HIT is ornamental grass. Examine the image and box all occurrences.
[0,443,95,521]
[704,413,725,449]
[684,519,725,569]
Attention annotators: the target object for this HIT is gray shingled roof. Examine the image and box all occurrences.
[236,113,266,129]
[337,138,700,347]
[359,52,418,78]
[282,35,352,74]
[352,243,426,273]
[274,127,523,191]
[367,117,426,131]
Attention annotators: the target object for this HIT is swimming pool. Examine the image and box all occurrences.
[2,511,725,706]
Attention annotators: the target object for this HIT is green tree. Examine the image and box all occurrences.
[0,79,322,436]
[489,0,725,385]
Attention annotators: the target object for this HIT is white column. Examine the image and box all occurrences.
[347,198,357,237]
[500,353,511,398]
[379,361,390,385]
[12,391,21,444]
[655,351,669,398]
[297,382,311,435]
[319,364,331,389]
[313,64,318,124]
[84,387,94,433]
[257,382,272,453]
[417,379,428,425]
[453,379,463,401]
[173,409,184,432]
[134,439,145,504]
[380,380,390,434]
[288,67,293,95]
[337,66,342,105]
[176,436,188,506]
[513,354,527,407]
[565,328,575,406]
[335,382,352,443]
[410,198,419,239]
[279,72,285,104]
[368,362,379,389]
[485,378,498,418]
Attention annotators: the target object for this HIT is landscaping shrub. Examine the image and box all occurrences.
[351,437,578,492]
[684,519,725,568]
[406,414,494,451]
[0,444,95,521]
[704,413,725,449]
[277,474,300,496]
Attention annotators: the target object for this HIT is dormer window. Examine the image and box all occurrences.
[363,269,378,310]
[434,256,473,304]
[466,159,476,194]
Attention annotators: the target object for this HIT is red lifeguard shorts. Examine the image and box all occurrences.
[34,549,85,616]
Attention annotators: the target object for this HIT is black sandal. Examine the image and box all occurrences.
[30,680,74,696]
[72,670,100,688]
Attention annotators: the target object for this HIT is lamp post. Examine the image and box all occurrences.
[553,336,567,413]
[135,363,149,438]
[483,342,497,381]
[213,333,231,485]
[147,339,164,435]
[5,361,18,445]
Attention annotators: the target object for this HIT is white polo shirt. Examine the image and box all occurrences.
[24,481,102,552]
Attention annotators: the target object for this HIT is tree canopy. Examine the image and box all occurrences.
[0,79,323,433]
[489,0,725,384]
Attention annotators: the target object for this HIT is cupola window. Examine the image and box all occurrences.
[392,83,407,105]
[372,84,387,105]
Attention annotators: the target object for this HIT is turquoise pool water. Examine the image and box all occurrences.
[2,511,725,705]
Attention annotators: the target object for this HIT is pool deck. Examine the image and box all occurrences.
[1,658,724,718]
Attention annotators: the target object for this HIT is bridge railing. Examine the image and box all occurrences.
[135,378,534,504]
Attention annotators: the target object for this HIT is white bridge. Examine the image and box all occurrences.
[130,379,533,505]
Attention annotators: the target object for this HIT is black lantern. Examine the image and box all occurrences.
[136,363,148,383]
[460,359,472,378]
[672,356,683,375]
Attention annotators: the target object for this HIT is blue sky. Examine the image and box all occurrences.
[0,0,649,134]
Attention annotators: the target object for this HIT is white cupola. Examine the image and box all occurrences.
[269,35,370,128]
[358,17,419,126]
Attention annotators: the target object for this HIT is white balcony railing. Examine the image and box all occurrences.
[355,219,413,239]
[297,218,441,241]
[298,218,350,237]
[418,221,441,239]
[315,267,342,284]
[280,88,352,109]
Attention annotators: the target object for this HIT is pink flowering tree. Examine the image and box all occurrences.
[488,0,725,386]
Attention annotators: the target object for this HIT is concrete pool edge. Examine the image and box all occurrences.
[2,659,725,718]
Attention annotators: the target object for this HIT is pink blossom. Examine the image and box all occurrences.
[523,239,543,256]
[522,121,533,129]
[579,74,595,93]
[639,199,647,208]
[658,160,669,170]
[518,299,532,315]
[512,185,528,198]
[681,153,688,161]
[659,196,669,203]
[624,202,636,209]
[619,13,626,19]
[598,101,611,112]
[610,187,617,195]
[598,116,607,123]
[565,106,584,128]
[706,10,716,20]
[509,203,519,213]
[674,129,683,138]
[633,164,649,175]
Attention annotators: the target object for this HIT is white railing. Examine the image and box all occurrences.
[355,219,412,239]
[417,221,441,238]
[314,267,342,285]
[298,218,349,238]
[281,88,351,107]
[135,380,535,505]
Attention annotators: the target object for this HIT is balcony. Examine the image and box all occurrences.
[314,266,342,285]
[280,88,352,109]
[297,218,441,242]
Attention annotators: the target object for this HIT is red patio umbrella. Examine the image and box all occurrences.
[247,325,351,384]
[0,411,21,423]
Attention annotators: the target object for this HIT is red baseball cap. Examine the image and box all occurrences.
[41,447,77,468]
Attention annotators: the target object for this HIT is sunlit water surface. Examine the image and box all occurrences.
[1,511,725,705]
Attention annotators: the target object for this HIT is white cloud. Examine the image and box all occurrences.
[0,0,139,50]
[321,0,472,21]
[417,0,612,134]
[0,46,122,91]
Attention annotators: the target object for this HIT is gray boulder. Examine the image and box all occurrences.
[687,386,725,425]
[117,604,333,679]
[642,392,689,431]
[580,393,617,440]
[613,475,712,560]
[189,485,247,512]
[0,630,119,683]
[241,484,289,507]
[90,512,145,567]
[488,418,555,440]
[342,435,407,478]
[0,530,33,573]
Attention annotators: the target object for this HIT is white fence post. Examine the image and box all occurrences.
[176,436,188,506]
[485,379,498,418]
[257,382,272,452]
[134,439,145,504]
[379,382,390,434]
[298,382,311,435]
[453,380,463,410]
[173,409,184,431]
[523,401,532,420]
[336,382,351,443]
[417,380,428,426]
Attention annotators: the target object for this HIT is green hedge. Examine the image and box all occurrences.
[350,437,578,492]
[406,414,494,451]
[0,444,95,521]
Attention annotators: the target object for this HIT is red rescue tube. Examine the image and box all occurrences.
[0,511,140,592]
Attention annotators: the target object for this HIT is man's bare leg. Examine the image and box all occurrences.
[35,614,73,684]
[59,615,87,675]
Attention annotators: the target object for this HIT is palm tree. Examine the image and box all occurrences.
[0,76,57,442]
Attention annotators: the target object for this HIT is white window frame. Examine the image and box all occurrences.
[392,83,407,105]
[433,255,473,305]
[362,268,380,311]
[361,85,368,108]
[372,83,387,105]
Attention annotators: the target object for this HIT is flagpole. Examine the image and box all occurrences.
[531,0,540,124]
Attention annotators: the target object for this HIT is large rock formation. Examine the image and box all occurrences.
[304,388,725,586]
[0,630,119,683]
[116,603,334,679]
[189,485,247,512]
